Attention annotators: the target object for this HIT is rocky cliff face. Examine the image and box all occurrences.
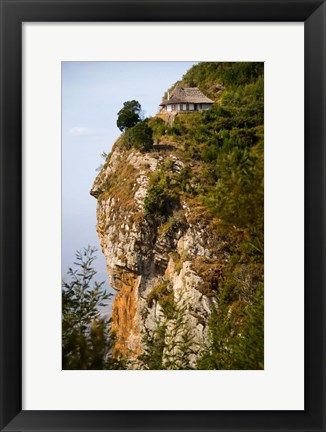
[91,138,229,368]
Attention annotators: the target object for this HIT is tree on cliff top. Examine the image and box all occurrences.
[117,100,142,131]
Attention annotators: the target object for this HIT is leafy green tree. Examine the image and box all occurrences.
[117,100,142,131]
[232,283,264,369]
[122,120,154,152]
[197,307,233,370]
[163,297,197,370]
[139,287,197,370]
[62,246,116,369]
[148,117,166,143]
[137,321,167,370]
[197,269,264,370]
[130,121,153,152]
[206,142,264,234]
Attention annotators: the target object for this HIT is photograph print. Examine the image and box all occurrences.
[62,61,264,370]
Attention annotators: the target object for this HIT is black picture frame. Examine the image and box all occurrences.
[0,1,325,431]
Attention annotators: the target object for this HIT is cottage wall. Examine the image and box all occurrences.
[166,102,212,113]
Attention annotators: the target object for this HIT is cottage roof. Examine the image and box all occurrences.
[160,86,214,106]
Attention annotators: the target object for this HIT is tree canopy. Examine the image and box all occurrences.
[62,246,126,370]
[117,100,142,131]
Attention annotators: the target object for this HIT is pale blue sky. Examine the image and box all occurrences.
[62,61,197,310]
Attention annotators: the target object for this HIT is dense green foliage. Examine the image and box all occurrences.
[197,268,264,370]
[143,161,180,222]
[163,62,264,238]
[62,246,124,370]
[117,100,142,131]
[148,117,167,143]
[137,321,167,370]
[167,61,263,99]
[154,62,264,369]
[122,120,154,152]
[139,288,196,370]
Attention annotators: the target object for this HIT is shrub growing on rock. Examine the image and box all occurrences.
[121,121,154,153]
[130,121,154,152]
[143,169,179,222]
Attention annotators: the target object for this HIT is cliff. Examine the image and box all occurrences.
[90,139,226,368]
[90,62,264,369]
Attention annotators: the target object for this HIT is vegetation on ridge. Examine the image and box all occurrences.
[117,100,143,131]
[75,62,265,370]
[141,62,264,369]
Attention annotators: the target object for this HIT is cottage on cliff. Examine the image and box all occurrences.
[160,86,214,113]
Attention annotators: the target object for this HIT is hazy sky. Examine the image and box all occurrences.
[62,61,197,310]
